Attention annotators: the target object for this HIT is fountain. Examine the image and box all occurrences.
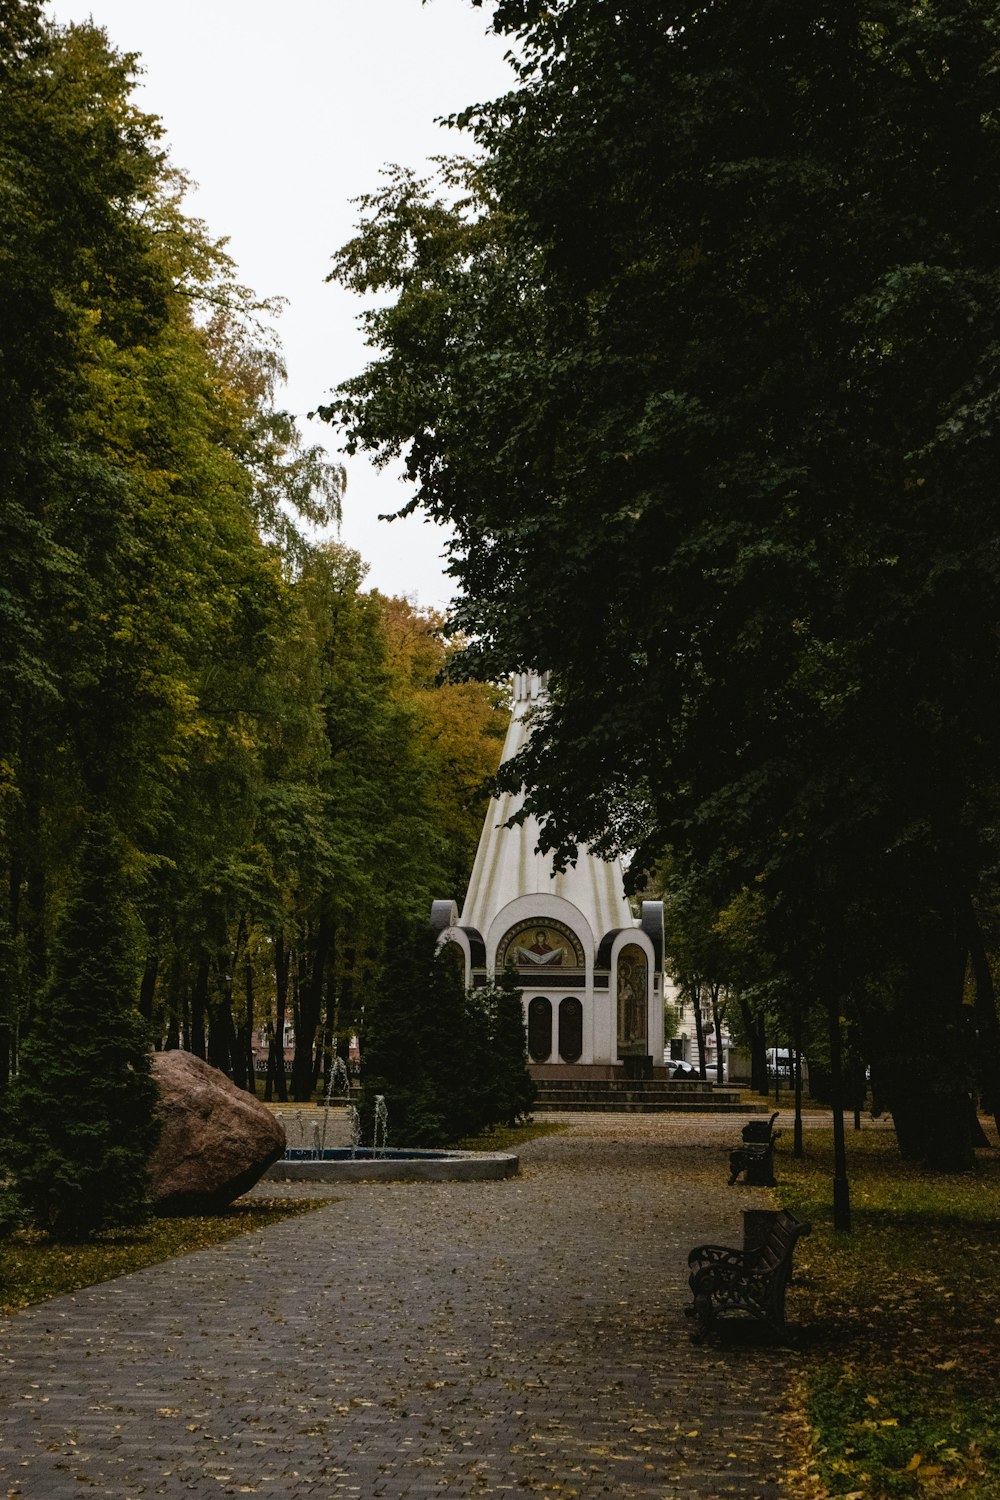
[346,1103,362,1158]
[327,1055,350,1099]
[318,1051,352,1153]
[372,1094,389,1158]
[269,1092,517,1183]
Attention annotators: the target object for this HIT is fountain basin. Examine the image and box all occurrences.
[264,1147,518,1184]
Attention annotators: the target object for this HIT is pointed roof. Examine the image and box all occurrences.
[459,672,634,943]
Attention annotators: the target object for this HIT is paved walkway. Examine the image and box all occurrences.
[0,1114,820,1500]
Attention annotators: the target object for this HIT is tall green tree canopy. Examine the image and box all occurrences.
[330,0,1000,880]
[0,7,508,1152]
[326,0,1000,1161]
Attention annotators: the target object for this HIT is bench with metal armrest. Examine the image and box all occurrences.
[686,1207,811,1341]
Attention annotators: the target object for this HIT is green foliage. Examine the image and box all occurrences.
[360,920,535,1147]
[806,1367,1000,1498]
[0,6,505,1138]
[478,966,537,1127]
[778,1127,1000,1497]
[8,816,158,1240]
[326,0,1000,1167]
[662,998,681,1043]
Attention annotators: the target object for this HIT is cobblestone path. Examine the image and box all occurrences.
[0,1114,811,1499]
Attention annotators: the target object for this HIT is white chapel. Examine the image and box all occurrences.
[431,671,668,1079]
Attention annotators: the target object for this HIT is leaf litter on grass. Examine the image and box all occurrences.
[0,1197,330,1312]
[777,1128,1000,1500]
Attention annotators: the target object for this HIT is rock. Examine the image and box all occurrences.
[148,1051,286,1214]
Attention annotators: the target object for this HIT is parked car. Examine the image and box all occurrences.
[667,1060,699,1078]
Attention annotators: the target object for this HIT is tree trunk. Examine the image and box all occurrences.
[739,994,768,1094]
[321,939,338,1098]
[710,984,724,1084]
[163,954,182,1050]
[692,982,707,1079]
[291,910,332,1101]
[268,931,289,1103]
[965,897,1000,1143]
[207,974,233,1076]
[190,955,208,1059]
[138,952,158,1027]
[263,1032,280,1104]
[0,920,14,1090]
[829,999,852,1232]
[242,957,257,1095]
[22,769,46,1024]
[884,911,976,1170]
[2,851,24,1087]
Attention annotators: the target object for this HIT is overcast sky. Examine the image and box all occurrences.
[44,0,516,610]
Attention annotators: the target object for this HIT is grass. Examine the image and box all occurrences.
[776,1125,1000,1499]
[0,1197,329,1314]
[458,1120,568,1152]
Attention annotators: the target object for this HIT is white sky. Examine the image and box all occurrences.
[44,0,516,610]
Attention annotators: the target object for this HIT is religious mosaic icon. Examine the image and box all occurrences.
[496,918,585,971]
[616,943,648,1054]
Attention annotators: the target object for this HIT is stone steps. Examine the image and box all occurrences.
[531,1080,766,1114]
[533,1098,760,1114]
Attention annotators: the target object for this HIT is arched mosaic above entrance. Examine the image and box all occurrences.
[496,917,585,972]
[616,943,648,1056]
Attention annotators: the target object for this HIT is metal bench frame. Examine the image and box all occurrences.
[686,1208,811,1341]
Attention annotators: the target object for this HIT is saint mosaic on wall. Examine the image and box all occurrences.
[616,943,648,1056]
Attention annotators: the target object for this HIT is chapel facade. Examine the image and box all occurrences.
[432,671,670,1078]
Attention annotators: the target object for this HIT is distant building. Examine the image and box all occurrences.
[432,672,675,1078]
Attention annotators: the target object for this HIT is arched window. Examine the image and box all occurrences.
[527,996,553,1062]
[558,997,583,1062]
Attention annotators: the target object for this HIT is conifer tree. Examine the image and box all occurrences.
[360,919,533,1145]
[482,967,536,1127]
[9,814,159,1240]
[360,916,468,1146]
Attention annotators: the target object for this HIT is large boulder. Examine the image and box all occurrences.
[149,1051,286,1214]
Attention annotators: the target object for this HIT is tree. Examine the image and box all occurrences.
[661,869,736,1082]
[360,916,474,1147]
[0,11,345,1102]
[376,596,509,901]
[482,965,537,1126]
[0,14,277,1072]
[360,918,534,1145]
[325,1,1000,1168]
[8,815,158,1239]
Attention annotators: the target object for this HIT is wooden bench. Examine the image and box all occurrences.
[727,1112,781,1185]
[686,1208,811,1341]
